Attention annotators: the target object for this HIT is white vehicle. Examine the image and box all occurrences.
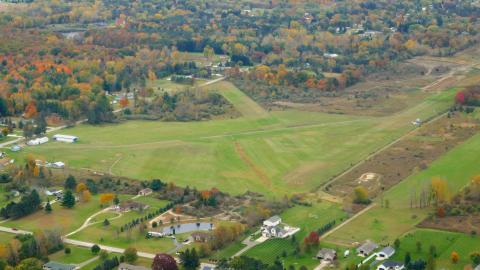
[147,231,165,238]
[53,134,78,143]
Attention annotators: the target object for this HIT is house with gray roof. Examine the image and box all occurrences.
[377,246,395,260]
[316,248,337,261]
[357,240,379,257]
[43,261,77,270]
[263,215,281,227]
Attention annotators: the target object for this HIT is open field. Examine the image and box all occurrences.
[391,229,480,270]
[325,133,480,246]
[9,81,456,196]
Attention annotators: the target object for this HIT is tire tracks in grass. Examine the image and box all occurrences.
[234,141,272,189]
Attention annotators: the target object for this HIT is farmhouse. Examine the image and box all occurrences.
[376,261,405,270]
[357,240,379,257]
[138,188,153,196]
[53,134,78,143]
[118,263,150,270]
[114,201,149,212]
[43,261,77,270]
[377,246,395,260]
[316,248,337,261]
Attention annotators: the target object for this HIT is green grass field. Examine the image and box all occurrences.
[10,82,455,196]
[3,195,106,234]
[325,133,480,246]
[391,229,480,270]
[49,245,96,265]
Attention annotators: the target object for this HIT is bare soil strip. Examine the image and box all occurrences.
[234,141,272,188]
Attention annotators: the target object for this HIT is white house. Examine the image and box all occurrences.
[53,134,78,143]
[262,225,286,238]
[376,261,405,270]
[27,137,49,146]
[324,53,339,59]
[263,216,281,227]
[377,246,395,260]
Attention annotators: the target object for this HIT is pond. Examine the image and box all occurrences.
[161,222,213,235]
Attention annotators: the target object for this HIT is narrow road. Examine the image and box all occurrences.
[63,238,157,259]
[319,203,376,243]
[76,256,99,268]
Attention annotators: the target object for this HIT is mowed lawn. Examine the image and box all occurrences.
[3,195,106,235]
[325,133,480,246]
[69,203,175,254]
[14,83,455,196]
[243,201,347,269]
[49,245,96,265]
[391,229,480,270]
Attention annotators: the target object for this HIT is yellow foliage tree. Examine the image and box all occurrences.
[82,190,92,202]
[431,177,449,204]
[100,193,114,205]
[76,183,87,193]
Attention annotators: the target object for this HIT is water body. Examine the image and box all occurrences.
[161,222,213,235]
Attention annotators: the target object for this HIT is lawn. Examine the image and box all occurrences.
[3,195,106,235]
[242,201,348,269]
[49,245,96,265]
[0,231,15,245]
[391,229,480,270]
[10,83,455,197]
[325,133,480,246]
[69,206,175,254]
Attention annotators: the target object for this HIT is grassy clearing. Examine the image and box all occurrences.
[49,245,95,265]
[391,229,480,270]
[3,195,105,235]
[325,133,480,246]
[11,84,455,196]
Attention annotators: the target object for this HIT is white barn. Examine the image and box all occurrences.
[53,134,78,143]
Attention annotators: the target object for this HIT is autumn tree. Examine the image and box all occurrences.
[451,251,459,263]
[353,186,370,204]
[100,193,115,205]
[76,182,88,193]
[124,247,138,264]
[152,253,178,270]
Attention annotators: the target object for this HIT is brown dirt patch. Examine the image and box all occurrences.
[234,142,272,188]
[325,113,479,199]
[418,214,480,235]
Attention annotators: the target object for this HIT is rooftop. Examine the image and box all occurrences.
[43,261,76,270]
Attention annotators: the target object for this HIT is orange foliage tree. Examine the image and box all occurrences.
[100,193,115,205]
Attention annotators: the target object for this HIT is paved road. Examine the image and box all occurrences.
[64,238,157,259]
[0,225,32,235]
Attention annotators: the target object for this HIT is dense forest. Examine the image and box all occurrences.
[0,0,479,123]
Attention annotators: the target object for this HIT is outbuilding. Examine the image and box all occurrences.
[27,137,49,146]
[118,263,150,270]
[53,134,78,143]
[377,246,395,260]
[43,261,77,270]
[263,215,281,227]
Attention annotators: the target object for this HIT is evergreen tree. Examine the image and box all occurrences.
[45,201,52,213]
[64,175,77,190]
[62,190,76,208]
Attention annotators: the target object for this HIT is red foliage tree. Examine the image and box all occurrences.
[304,231,320,246]
[152,253,178,270]
[455,91,466,104]
[437,207,446,218]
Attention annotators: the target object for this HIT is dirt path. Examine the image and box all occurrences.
[234,142,272,188]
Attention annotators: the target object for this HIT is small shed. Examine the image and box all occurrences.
[138,188,153,196]
[376,261,405,270]
[53,134,78,143]
[377,246,395,260]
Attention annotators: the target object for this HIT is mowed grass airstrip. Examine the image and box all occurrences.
[14,81,455,196]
